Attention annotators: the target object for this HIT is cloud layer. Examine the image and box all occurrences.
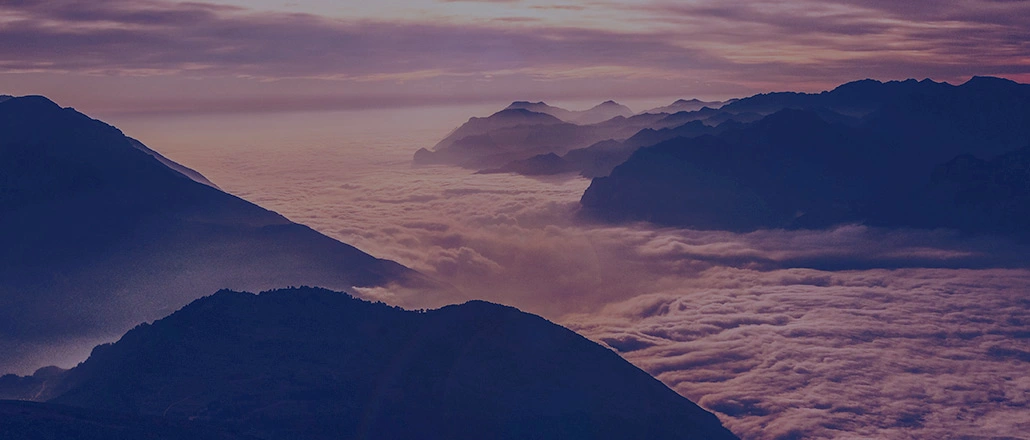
[2,0,1028,114]
[141,111,1030,439]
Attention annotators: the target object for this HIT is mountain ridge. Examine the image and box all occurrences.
[0,95,439,374]
[580,77,1030,234]
[2,287,740,440]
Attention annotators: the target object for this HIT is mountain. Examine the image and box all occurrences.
[504,101,577,121]
[0,400,254,440]
[127,137,220,189]
[423,102,767,178]
[718,77,977,118]
[0,95,433,374]
[580,77,1030,234]
[503,100,635,124]
[477,152,576,176]
[2,287,740,440]
[571,100,634,124]
[559,120,730,178]
[876,145,1030,234]
[414,108,569,167]
[413,107,657,170]
[645,98,731,114]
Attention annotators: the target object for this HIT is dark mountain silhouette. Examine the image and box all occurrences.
[875,145,1030,234]
[2,287,739,440]
[0,95,433,374]
[127,137,220,189]
[580,77,1030,235]
[646,98,731,114]
[0,400,255,440]
[488,118,742,179]
[560,120,731,178]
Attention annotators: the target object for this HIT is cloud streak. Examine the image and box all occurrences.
[1,0,1028,114]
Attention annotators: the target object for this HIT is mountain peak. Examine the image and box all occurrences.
[507,100,547,107]
[0,95,63,113]
[962,75,1020,90]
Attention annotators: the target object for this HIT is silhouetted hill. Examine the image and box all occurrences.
[580,77,1030,234]
[5,287,739,440]
[0,95,432,374]
[0,400,255,440]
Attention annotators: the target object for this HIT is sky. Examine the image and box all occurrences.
[3,2,1030,438]
[2,0,1029,117]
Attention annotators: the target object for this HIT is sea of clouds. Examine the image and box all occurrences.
[147,114,1030,440]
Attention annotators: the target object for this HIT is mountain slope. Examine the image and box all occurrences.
[0,95,433,374]
[14,287,739,440]
[0,400,255,440]
[580,77,1030,234]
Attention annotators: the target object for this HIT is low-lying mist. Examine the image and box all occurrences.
[127,111,1030,440]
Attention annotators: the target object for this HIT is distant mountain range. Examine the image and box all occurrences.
[0,96,437,374]
[580,77,1030,234]
[507,100,635,124]
[415,76,1030,235]
[645,98,734,114]
[413,98,757,172]
[0,287,740,440]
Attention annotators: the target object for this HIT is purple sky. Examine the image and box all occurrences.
[2,0,1029,115]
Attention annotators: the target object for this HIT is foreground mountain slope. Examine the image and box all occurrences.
[0,96,431,374]
[13,287,739,440]
[0,400,255,440]
[581,77,1030,234]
